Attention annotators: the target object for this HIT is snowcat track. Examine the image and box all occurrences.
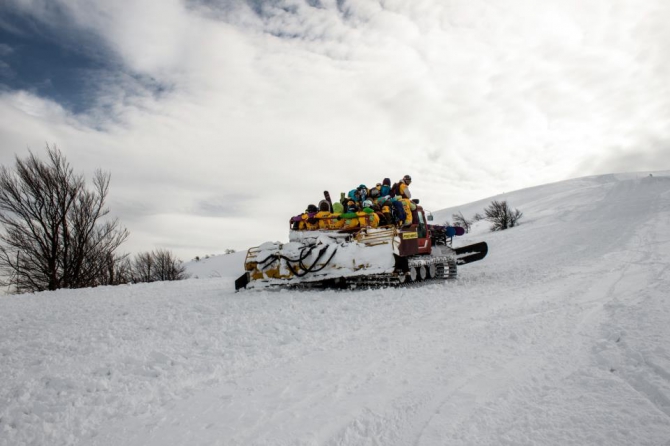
[343,256,457,289]
[249,255,459,290]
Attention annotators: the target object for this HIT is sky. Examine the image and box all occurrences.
[1,0,669,261]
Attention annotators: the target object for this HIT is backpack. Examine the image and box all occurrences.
[391,200,406,224]
[390,182,400,198]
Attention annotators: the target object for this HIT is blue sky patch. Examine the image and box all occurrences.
[0,10,118,113]
[0,9,170,116]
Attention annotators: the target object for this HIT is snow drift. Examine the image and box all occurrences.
[1,172,670,446]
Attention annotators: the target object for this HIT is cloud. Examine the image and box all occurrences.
[575,136,670,177]
[1,0,670,260]
[0,44,13,57]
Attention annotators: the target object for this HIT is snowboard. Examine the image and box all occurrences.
[445,226,466,237]
[323,191,333,212]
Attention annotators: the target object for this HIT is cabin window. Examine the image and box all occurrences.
[418,211,427,238]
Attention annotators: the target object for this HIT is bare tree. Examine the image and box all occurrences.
[452,211,472,233]
[0,146,129,293]
[131,251,154,283]
[484,200,523,231]
[152,249,188,281]
[101,253,133,286]
[131,249,188,283]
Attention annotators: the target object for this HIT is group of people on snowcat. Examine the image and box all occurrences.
[291,175,417,232]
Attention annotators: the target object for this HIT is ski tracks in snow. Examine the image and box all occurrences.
[91,267,621,446]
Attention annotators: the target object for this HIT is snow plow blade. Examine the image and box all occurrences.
[453,242,488,265]
[234,272,250,291]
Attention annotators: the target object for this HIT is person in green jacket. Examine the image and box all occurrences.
[327,202,345,230]
[341,201,360,230]
[358,200,380,228]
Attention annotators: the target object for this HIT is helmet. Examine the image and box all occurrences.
[362,200,373,208]
[306,204,318,213]
[369,188,380,198]
[403,175,412,183]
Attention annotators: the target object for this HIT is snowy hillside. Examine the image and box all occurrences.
[2,172,670,446]
[183,251,246,280]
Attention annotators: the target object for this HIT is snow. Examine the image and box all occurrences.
[2,172,670,445]
[181,251,246,280]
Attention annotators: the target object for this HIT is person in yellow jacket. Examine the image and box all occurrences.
[340,201,360,230]
[315,201,331,230]
[376,196,392,226]
[398,175,412,199]
[327,202,345,230]
[398,197,413,227]
[301,204,319,231]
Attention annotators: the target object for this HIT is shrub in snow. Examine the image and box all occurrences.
[484,200,523,231]
[452,211,473,233]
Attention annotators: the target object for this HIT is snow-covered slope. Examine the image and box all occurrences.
[183,251,246,280]
[1,172,670,446]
